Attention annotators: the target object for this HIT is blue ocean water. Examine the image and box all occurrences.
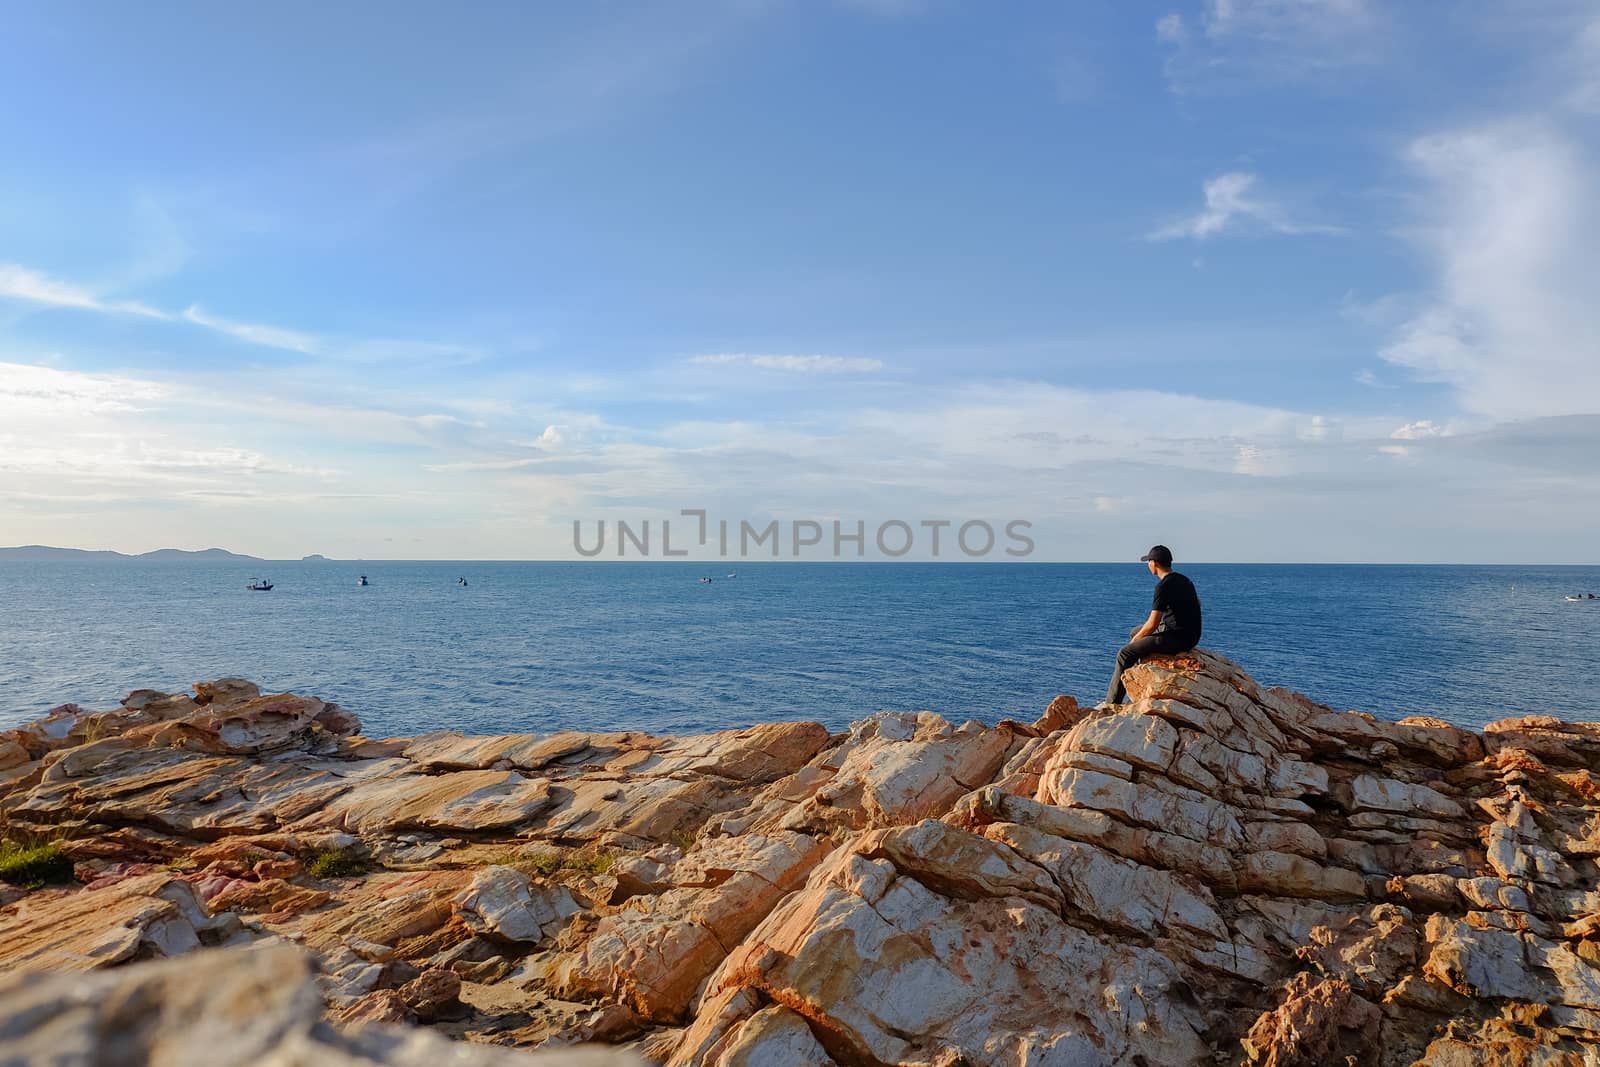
[1,562,1597,737]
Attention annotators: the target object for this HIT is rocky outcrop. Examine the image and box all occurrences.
[2,651,1599,1064]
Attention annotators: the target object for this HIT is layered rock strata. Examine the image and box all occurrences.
[2,654,1597,1066]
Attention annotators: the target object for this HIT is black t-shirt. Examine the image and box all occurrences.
[1152,572,1202,643]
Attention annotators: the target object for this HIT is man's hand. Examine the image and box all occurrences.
[1128,609,1162,643]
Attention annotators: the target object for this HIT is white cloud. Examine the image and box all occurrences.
[411,413,474,432]
[1149,172,1341,241]
[1159,0,1386,93]
[1390,420,1444,440]
[7,358,1600,560]
[1300,415,1335,441]
[231,399,485,445]
[422,457,544,474]
[1203,0,1378,40]
[843,382,1375,483]
[1232,443,1273,476]
[1567,16,1600,113]
[1379,122,1600,419]
[0,263,167,319]
[183,305,320,355]
[0,260,322,354]
[1,261,470,363]
[0,362,335,491]
[0,361,169,417]
[690,353,886,374]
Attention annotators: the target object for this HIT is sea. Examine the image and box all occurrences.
[1,562,1597,737]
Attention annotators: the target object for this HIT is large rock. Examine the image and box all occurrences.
[0,873,243,971]
[675,835,1211,1066]
[454,865,579,943]
[543,832,830,1022]
[5,656,1600,1064]
[300,769,560,835]
[713,711,1013,837]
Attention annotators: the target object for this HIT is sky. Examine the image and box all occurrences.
[1,0,1597,562]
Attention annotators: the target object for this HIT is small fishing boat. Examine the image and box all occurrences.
[1567,595,1584,602]
[457,576,468,587]
[357,575,369,587]
[699,576,713,583]
[246,579,273,591]
[726,572,737,579]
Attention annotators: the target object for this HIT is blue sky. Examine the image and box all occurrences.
[1,0,1597,561]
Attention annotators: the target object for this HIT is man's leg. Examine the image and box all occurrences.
[1107,639,1171,703]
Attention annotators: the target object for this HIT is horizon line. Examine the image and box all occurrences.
[1,546,1596,568]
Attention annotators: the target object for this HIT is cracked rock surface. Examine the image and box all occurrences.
[3,651,1600,1065]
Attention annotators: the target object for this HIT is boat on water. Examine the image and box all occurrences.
[246,579,273,591]
[726,572,737,579]
[457,576,468,586]
[699,576,714,583]
[1568,595,1585,602]
[357,575,369,587]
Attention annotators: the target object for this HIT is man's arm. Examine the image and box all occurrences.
[1129,609,1161,641]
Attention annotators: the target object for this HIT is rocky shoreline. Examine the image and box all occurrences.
[2,652,1599,1065]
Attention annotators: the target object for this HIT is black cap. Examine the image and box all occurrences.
[1139,545,1173,567]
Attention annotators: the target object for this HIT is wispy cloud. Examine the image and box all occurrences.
[0,263,167,320]
[306,8,756,232]
[0,260,326,355]
[690,353,886,374]
[183,305,320,354]
[1378,121,1600,418]
[1203,0,1380,41]
[1391,420,1445,440]
[0,260,473,364]
[0,361,169,417]
[1148,172,1341,241]
[8,355,1600,560]
[1572,17,1600,113]
[0,362,336,494]
[1157,0,1387,94]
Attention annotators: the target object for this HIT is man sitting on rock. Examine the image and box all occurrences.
[1106,544,1202,705]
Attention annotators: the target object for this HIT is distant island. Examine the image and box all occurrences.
[0,545,268,563]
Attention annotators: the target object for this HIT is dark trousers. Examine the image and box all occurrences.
[1107,631,1196,704]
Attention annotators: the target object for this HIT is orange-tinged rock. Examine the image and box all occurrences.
[1032,693,1083,734]
[0,873,240,971]
[5,657,1600,1065]
[1240,973,1380,1067]
[207,876,332,920]
[301,769,558,834]
[545,832,828,1021]
[0,737,29,771]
